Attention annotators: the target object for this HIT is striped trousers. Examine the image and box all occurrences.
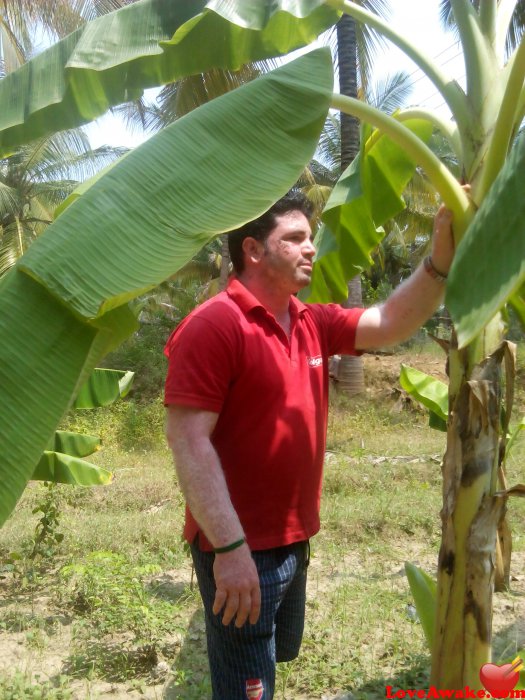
[190,540,309,700]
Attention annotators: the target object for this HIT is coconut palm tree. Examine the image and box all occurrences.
[0,130,127,276]
[0,1,107,72]
[333,0,390,394]
[0,3,129,277]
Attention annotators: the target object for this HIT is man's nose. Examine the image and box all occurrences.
[304,239,316,257]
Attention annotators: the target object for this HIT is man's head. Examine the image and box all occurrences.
[228,190,314,275]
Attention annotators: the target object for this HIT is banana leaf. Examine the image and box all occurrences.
[305,118,433,302]
[55,154,130,217]
[19,50,333,319]
[405,561,437,649]
[32,452,112,486]
[74,369,134,409]
[447,132,525,348]
[0,0,338,156]
[399,364,448,431]
[48,431,101,458]
[0,51,333,527]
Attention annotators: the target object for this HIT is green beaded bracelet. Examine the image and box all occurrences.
[213,537,246,554]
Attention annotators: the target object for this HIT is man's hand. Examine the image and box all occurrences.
[213,544,261,627]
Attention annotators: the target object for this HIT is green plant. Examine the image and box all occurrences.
[0,672,72,700]
[28,482,64,561]
[59,551,181,681]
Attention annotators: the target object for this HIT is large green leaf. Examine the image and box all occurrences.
[399,364,449,429]
[0,0,338,156]
[0,270,98,526]
[405,562,437,649]
[48,431,101,458]
[32,452,112,486]
[306,118,433,302]
[447,132,525,347]
[20,50,334,319]
[54,153,130,218]
[0,51,332,527]
[74,369,134,409]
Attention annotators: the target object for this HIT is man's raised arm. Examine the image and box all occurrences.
[355,205,454,350]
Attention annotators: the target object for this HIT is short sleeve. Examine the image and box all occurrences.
[307,303,366,356]
[164,310,240,413]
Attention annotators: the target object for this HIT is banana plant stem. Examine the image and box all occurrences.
[397,108,462,162]
[330,93,472,241]
[477,38,525,201]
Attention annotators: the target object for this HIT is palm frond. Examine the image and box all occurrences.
[506,0,525,55]
[369,71,413,113]
[315,113,342,174]
[0,217,35,276]
[0,181,22,220]
[0,17,29,71]
[111,97,159,135]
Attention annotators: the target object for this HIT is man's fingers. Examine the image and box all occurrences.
[249,585,261,625]
[212,588,227,616]
[221,592,240,626]
[234,591,252,628]
[213,586,261,627]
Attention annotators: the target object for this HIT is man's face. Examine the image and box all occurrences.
[259,210,316,293]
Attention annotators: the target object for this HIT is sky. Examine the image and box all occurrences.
[84,0,465,149]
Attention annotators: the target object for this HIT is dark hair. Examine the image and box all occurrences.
[227,190,313,274]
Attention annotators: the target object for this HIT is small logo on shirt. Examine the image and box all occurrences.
[307,355,323,368]
[246,678,264,699]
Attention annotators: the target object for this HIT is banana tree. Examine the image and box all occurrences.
[0,0,524,691]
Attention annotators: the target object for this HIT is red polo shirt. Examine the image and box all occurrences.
[164,278,364,551]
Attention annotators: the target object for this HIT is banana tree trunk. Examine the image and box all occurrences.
[431,334,515,687]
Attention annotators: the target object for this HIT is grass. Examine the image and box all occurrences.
[0,345,524,699]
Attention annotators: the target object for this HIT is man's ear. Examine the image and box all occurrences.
[242,237,263,264]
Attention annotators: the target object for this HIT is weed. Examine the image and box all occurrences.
[63,398,166,453]
[0,672,72,699]
[58,551,184,681]
[29,483,64,561]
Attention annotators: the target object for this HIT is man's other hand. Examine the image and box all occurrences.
[212,544,261,627]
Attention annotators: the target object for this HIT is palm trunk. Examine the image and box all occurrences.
[431,328,515,688]
[337,12,364,395]
[218,234,230,292]
[338,274,365,393]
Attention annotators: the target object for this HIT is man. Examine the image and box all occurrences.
[164,190,454,699]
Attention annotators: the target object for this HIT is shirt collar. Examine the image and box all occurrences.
[226,277,308,318]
